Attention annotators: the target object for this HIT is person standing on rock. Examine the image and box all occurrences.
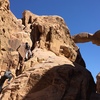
[0,69,14,93]
[24,42,33,61]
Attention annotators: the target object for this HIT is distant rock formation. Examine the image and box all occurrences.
[0,0,100,100]
[72,30,100,46]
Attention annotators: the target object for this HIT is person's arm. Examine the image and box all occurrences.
[0,71,5,79]
[0,71,5,75]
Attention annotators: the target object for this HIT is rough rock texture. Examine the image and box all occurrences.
[96,73,100,94]
[0,0,100,100]
[72,32,93,43]
[72,30,100,46]
[0,0,32,72]
[0,0,9,10]
[0,48,96,100]
[22,10,78,62]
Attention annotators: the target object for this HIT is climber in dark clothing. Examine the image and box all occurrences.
[24,42,33,61]
[0,70,14,93]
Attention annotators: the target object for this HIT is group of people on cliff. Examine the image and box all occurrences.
[0,42,33,93]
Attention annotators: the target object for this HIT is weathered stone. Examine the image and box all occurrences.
[0,0,9,10]
[25,11,79,62]
[0,1,32,72]
[0,53,96,100]
[22,10,38,27]
[72,32,93,43]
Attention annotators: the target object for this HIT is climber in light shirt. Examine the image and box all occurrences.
[24,42,33,61]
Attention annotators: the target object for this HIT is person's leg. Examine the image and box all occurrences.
[25,51,28,61]
[28,50,33,58]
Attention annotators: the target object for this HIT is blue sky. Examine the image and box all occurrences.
[9,0,100,82]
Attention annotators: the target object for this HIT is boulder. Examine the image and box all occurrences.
[72,32,93,43]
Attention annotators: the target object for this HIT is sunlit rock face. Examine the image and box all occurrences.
[0,0,32,71]
[92,30,100,45]
[22,10,78,62]
[0,0,100,100]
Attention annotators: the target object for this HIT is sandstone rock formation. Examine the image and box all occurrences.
[0,0,32,71]
[22,10,78,62]
[72,30,100,46]
[0,0,100,100]
[0,48,96,100]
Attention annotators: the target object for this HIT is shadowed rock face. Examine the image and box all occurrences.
[90,93,100,100]
[23,64,96,100]
[0,0,100,100]
[96,73,100,94]
[74,48,86,68]
[0,59,96,100]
